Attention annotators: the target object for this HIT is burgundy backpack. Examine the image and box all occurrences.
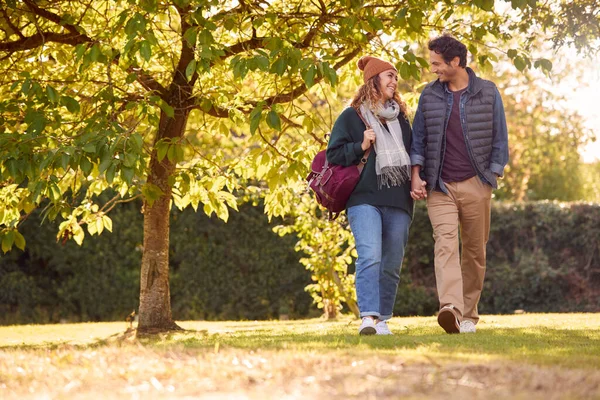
[306,108,371,220]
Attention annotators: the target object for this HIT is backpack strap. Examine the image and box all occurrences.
[353,106,371,171]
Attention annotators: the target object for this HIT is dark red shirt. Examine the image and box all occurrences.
[441,89,476,183]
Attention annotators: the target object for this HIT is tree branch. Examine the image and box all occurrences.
[22,0,81,35]
[0,31,90,51]
[194,42,367,119]
[0,7,26,40]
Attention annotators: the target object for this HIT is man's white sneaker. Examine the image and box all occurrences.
[460,320,476,333]
[358,317,376,335]
[375,320,393,335]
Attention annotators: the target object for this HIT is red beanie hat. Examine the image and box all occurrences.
[357,56,397,83]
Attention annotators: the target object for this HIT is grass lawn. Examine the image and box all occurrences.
[1,313,599,399]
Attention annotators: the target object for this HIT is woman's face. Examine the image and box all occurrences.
[378,69,398,101]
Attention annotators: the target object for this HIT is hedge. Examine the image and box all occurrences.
[1,201,598,324]
[398,201,600,316]
[0,202,312,324]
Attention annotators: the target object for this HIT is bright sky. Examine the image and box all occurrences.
[570,64,600,163]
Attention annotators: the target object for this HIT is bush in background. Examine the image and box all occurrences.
[1,201,598,324]
[0,202,312,324]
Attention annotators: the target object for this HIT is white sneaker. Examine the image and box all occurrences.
[460,320,476,333]
[358,317,376,335]
[375,320,393,335]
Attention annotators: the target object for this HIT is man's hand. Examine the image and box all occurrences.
[410,166,427,200]
[361,129,376,151]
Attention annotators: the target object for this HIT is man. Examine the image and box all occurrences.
[410,33,509,334]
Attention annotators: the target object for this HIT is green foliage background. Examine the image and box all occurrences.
[0,202,312,324]
[2,201,598,324]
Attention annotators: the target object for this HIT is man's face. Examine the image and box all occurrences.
[429,51,457,83]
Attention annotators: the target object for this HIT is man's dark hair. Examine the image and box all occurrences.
[428,34,467,68]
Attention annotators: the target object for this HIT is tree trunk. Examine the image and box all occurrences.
[137,110,188,333]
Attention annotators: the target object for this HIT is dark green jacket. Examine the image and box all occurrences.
[326,107,414,218]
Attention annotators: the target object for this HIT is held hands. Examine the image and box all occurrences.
[410,170,427,201]
[361,129,376,151]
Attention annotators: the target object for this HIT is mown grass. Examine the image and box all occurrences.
[1,313,599,399]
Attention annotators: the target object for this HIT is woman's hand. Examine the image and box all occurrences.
[410,166,427,200]
[361,128,376,151]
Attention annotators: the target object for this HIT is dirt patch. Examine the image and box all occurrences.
[1,344,599,399]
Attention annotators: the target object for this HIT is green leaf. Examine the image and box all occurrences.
[2,231,14,253]
[142,183,164,206]
[535,58,553,72]
[511,0,526,9]
[80,157,92,175]
[46,85,59,103]
[121,166,134,184]
[60,96,80,113]
[21,78,31,95]
[399,62,410,80]
[254,55,269,71]
[102,215,113,232]
[92,217,103,235]
[83,143,96,153]
[301,64,316,88]
[185,59,197,81]
[416,56,428,68]
[175,144,184,162]
[72,225,85,245]
[159,101,174,118]
[124,152,137,167]
[403,52,416,62]
[514,55,527,71]
[267,110,281,131]
[106,164,116,183]
[183,27,197,46]
[322,62,337,86]
[507,49,518,59]
[302,116,313,132]
[156,142,168,162]
[131,133,143,151]
[270,57,287,76]
[166,144,175,162]
[49,183,61,201]
[477,0,495,11]
[409,64,420,81]
[407,11,423,31]
[99,157,112,173]
[224,17,235,31]
[140,40,152,61]
[90,44,101,62]
[125,73,137,84]
[366,16,384,32]
[14,230,26,251]
[250,105,263,135]
[24,111,46,136]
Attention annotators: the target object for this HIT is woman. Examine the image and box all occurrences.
[326,56,413,335]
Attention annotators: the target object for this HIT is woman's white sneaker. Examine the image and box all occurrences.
[460,320,476,333]
[375,320,393,335]
[359,317,377,335]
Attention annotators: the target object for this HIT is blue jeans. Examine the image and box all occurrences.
[347,205,411,320]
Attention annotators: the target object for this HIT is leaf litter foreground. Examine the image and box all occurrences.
[1,314,599,399]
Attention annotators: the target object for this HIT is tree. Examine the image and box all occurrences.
[1,0,598,332]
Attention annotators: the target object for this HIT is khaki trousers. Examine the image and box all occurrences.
[426,176,492,324]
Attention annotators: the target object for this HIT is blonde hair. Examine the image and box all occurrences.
[350,75,408,117]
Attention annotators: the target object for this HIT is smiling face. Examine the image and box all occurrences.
[378,69,398,101]
[429,50,459,83]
